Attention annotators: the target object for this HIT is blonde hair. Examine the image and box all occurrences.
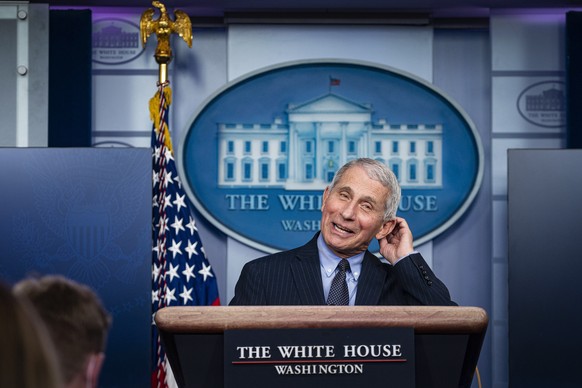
[0,282,62,388]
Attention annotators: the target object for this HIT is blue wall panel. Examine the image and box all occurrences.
[0,148,151,388]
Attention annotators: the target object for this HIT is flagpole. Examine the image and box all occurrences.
[140,3,193,387]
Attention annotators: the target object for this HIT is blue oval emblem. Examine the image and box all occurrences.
[179,60,483,253]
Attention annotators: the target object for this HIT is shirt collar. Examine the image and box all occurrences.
[317,233,363,281]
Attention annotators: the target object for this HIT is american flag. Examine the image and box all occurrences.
[151,82,220,387]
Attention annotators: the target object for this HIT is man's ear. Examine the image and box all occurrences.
[376,219,396,240]
[86,353,105,388]
[321,186,331,210]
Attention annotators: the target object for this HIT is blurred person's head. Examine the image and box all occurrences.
[14,275,112,388]
[0,281,62,388]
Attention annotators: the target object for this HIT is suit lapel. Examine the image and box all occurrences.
[289,235,326,305]
[355,252,386,305]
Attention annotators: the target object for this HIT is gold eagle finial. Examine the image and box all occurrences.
[140,1,192,83]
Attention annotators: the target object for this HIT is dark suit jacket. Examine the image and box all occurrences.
[229,233,456,306]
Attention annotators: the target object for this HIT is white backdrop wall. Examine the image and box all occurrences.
[86,9,570,388]
[432,27,493,387]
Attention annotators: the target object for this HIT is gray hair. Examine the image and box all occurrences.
[329,158,401,221]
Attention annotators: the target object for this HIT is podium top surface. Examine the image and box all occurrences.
[155,306,488,334]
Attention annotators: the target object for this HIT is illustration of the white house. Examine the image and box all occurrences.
[218,93,443,190]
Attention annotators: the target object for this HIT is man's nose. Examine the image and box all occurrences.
[340,201,357,219]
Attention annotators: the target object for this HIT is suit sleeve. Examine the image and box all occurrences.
[390,253,457,306]
[229,261,267,306]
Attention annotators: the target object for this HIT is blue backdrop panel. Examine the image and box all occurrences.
[0,148,151,388]
[508,149,582,387]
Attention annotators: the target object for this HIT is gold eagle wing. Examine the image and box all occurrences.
[172,10,192,48]
[139,8,156,46]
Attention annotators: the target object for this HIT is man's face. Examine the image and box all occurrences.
[320,165,395,258]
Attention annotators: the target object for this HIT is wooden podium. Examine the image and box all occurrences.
[155,306,488,388]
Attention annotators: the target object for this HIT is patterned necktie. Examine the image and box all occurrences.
[327,259,351,305]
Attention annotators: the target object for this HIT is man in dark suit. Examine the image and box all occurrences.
[229,158,455,306]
